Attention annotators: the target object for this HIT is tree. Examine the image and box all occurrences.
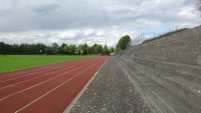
[58,43,66,54]
[4,44,12,55]
[0,42,13,55]
[83,43,89,54]
[69,44,76,54]
[51,42,59,54]
[63,45,69,54]
[115,47,121,53]
[109,47,114,53]
[0,41,111,55]
[36,43,47,54]
[78,43,88,54]
[0,42,6,55]
[86,46,91,54]
[91,44,98,54]
[103,45,109,55]
[46,46,53,54]
[95,44,103,54]
[29,44,38,54]
[116,35,131,50]
[12,44,20,54]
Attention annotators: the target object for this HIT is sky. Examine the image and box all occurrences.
[0,0,200,47]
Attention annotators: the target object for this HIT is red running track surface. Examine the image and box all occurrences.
[0,56,108,113]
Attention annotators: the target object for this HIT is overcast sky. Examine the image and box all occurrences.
[0,0,200,47]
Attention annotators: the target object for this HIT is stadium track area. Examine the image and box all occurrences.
[0,56,108,113]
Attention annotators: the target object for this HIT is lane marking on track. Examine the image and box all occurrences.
[0,58,101,102]
[0,59,95,83]
[0,57,95,79]
[0,65,54,78]
[0,60,96,90]
[63,57,109,113]
[14,58,104,113]
[0,67,71,90]
[0,67,62,84]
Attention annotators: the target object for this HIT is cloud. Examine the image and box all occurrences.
[83,29,95,37]
[0,0,200,47]
[0,28,124,47]
[0,10,11,16]
[0,0,19,16]
[30,3,61,15]
[1,0,199,31]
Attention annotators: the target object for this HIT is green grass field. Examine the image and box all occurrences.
[0,55,92,73]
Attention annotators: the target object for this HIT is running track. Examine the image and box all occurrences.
[0,56,108,113]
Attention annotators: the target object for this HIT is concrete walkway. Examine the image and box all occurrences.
[69,57,152,113]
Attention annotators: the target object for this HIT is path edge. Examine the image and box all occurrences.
[63,57,109,113]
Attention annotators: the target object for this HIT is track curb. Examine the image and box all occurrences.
[63,57,109,113]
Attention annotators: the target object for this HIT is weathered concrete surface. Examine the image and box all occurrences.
[119,58,201,113]
[119,25,201,112]
[197,55,201,65]
[69,57,152,113]
[127,25,201,66]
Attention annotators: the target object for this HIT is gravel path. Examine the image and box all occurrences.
[69,57,152,113]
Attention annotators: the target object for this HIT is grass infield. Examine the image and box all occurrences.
[0,55,92,73]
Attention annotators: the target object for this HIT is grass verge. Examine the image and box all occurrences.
[0,55,92,73]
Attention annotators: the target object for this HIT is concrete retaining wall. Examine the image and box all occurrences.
[119,25,201,112]
[125,25,201,66]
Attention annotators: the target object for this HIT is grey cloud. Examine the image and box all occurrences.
[10,0,19,7]
[0,0,200,47]
[0,0,196,32]
[0,0,19,17]
[30,3,61,15]
[0,10,11,16]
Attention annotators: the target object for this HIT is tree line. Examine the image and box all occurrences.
[0,42,114,55]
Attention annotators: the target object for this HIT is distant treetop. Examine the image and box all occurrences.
[115,35,131,53]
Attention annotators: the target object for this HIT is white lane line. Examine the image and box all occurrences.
[0,67,71,90]
[0,59,96,83]
[0,67,59,84]
[0,65,53,78]
[14,58,103,113]
[0,61,92,89]
[0,58,92,79]
[63,57,108,113]
[0,58,101,102]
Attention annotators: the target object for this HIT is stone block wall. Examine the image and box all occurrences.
[123,25,201,66]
